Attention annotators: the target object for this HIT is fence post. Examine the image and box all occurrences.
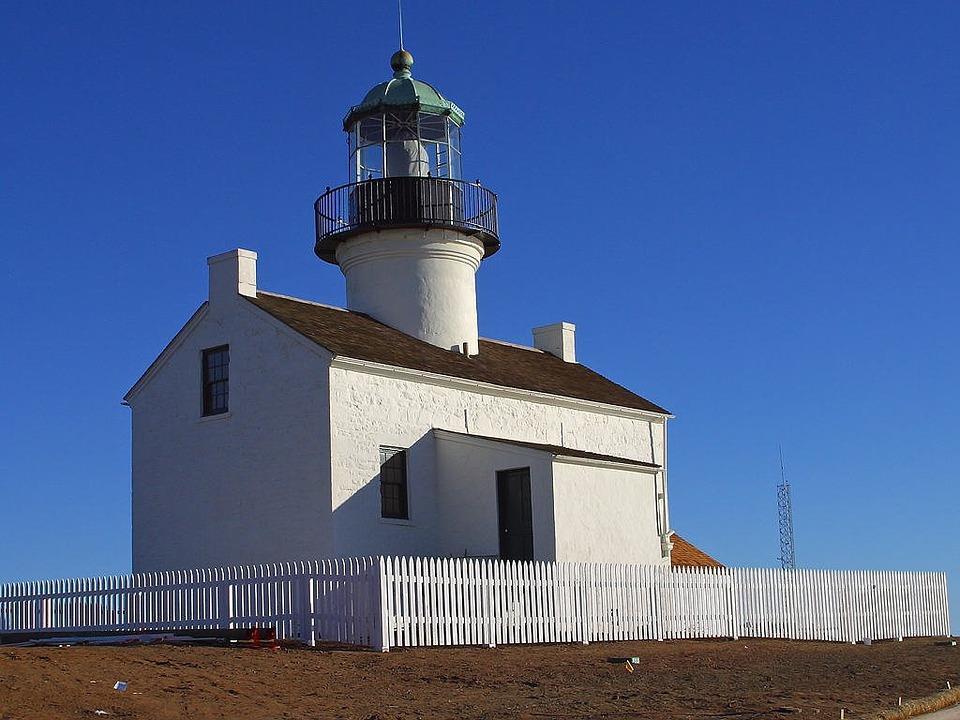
[291,565,311,645]
[34,595,44,631]
[373,556,390,652]
[484,559,496,648]
[217,575,233,630]
[579,563,591,644]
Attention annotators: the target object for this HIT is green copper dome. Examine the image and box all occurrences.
[343,50,465,130]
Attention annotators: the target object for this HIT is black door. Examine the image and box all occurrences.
[496,468,534,561]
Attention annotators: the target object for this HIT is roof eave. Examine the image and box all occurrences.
[434,429,660,472]
[553,454,660,473]
[331,355,673,421]
[342,101,466,131]
[123,302,209,404]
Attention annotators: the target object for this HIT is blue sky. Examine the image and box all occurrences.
[1,1,957,628]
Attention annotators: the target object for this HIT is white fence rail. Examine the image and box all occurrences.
[0,558,950,650]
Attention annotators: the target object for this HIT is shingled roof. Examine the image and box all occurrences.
[248,292,669,414]
[670,533,722,567]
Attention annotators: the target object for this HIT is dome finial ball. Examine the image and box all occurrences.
[390,49,414,77]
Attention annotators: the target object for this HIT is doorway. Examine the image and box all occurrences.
[496,468,534,561]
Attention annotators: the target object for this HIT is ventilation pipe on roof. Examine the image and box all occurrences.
[532,322,576,363]
[661,529,675,561]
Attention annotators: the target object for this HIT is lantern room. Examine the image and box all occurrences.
[344,50,463,182]
[314,49,499,264]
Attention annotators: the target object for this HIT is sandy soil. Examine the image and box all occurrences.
[1,638,958,719]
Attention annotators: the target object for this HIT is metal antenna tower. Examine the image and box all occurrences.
[777,445,797,569]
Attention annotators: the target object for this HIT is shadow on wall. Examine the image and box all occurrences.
[331,432,443,558]
[331,430,566,561]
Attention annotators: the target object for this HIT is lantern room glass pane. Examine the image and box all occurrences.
[419,113,447,141]
[348,126,358,158]
[385,111,418,141]
[358,117,383,146]
[434,143,448,178]
[358,145,383,180]
[450,148,461,180]
[385,140,428,177]
[449,123,461,153]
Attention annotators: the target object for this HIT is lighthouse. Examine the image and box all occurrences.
[314,49,499,356]
[127,43,675,574]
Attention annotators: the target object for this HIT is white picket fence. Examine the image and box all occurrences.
[378,559,950,649]
[0,557,950,650]
[0,559,380,647]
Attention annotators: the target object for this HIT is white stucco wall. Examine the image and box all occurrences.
[551,460,663,564]
[129,295,334,571]
[328,360,668,561]
[434,432,555,559]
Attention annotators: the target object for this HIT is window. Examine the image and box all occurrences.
[379,447,408,519]
[202,345,229,416]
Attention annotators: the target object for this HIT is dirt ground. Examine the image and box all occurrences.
[0,638,957,719]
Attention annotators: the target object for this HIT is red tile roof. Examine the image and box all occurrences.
[248,292,669,414]
[670,534,722,567]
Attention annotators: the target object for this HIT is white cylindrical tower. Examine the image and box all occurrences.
[337,228,485,354]
[314,50,499,355]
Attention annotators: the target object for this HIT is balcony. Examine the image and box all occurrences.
[314,177,500,263]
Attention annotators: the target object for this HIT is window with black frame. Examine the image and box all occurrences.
[202,345,229,416]
[379,447,408,519]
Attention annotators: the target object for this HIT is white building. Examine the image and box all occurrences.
[126,50,704,573]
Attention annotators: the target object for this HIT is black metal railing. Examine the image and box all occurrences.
[314,177,499,262]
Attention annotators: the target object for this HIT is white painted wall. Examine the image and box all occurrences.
[128,294,334,572]
[434,432,555,559]
[336,227,485,354]
[552,460,663,564]
[328,361,668,562]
